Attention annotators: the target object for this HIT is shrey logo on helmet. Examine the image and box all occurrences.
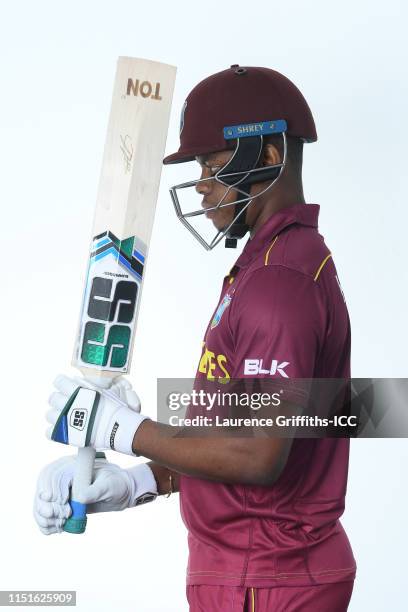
[163,64,316,250]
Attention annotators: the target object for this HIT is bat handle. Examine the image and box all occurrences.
[63,446,96,534]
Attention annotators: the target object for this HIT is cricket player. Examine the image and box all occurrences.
[34,65,356,611]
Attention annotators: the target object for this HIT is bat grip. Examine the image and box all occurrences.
[63,446,96,534]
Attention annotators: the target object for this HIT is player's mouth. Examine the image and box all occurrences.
[201,200,218,219]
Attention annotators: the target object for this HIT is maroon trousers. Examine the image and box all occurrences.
[187,582,354,611]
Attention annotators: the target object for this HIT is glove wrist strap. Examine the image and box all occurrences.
[126,463,158,506]
[107,408,149,455]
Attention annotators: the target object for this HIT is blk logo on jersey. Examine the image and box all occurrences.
[70,409,88,430]
[244,359,290,378]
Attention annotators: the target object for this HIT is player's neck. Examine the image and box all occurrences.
[249,183,305,238]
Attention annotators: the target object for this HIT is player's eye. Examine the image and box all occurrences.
[208,165,222,175]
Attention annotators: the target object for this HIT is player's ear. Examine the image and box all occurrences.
[262,143,281,166]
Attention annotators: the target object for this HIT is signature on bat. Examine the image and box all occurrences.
[120,134,133,173]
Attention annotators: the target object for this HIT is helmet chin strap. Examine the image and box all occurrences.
[217,135,283,248]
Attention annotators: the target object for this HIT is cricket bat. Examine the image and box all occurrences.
[62,57,176,534]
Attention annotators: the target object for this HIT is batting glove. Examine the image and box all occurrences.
[33,455,158,535]
[46,374,149,455]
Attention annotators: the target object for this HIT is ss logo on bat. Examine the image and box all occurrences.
[80,277,138,370]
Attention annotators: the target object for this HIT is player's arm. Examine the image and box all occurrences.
[136,421,293,486]
[148,462,180,495]
[132,265,324,485]
[46,372,298,486]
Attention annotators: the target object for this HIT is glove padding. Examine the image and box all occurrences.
[46,375,149,455]
[34,456,158,535]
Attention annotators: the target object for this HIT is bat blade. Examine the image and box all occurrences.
[73,56,176,382]
[63,57,176,534]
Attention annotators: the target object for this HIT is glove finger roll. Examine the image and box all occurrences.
[53,375,79,397]
[46,407,61,426]
[48,392,68,410]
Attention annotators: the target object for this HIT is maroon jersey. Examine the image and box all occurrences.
[180,203,356,587]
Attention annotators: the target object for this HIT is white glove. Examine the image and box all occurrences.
[33,455,158,535]
[46,375,149,455]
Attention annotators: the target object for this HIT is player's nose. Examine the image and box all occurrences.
[195,170,212,195]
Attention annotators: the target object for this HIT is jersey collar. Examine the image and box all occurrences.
[234,203,320,269]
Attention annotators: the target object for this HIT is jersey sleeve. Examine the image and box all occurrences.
[229,265,327,381]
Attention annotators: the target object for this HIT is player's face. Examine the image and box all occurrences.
[195,151,237,231]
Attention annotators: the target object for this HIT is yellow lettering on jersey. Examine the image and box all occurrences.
[217,354,230,384]
[199,344,230,383]
[199,347,215,377]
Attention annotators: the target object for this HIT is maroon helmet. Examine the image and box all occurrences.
[165,65,316,250]
[164,64,316,165]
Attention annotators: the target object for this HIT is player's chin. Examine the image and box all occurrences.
[212,218,227,231]
[210,213,232,231]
